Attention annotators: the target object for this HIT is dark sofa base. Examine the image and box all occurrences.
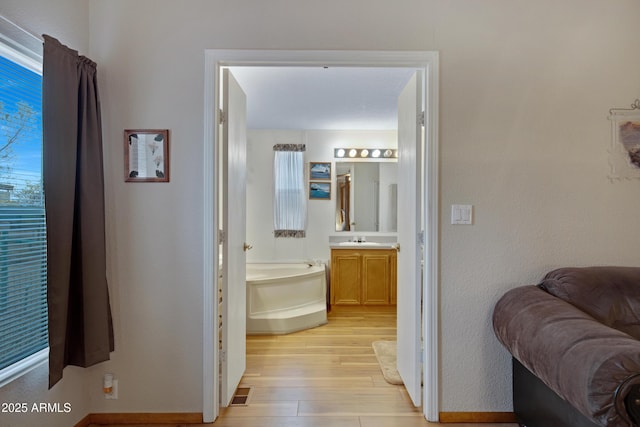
[513,358,600,427]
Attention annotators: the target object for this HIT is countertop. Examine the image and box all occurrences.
[330,242,397,249]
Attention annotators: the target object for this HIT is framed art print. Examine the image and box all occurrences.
[310,162,331,180]
[124,129,170,182]
[309,181,331,200]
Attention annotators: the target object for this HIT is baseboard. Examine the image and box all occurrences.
[74,414,92,427]
[439,412,517,423]
[78,411,514,425]
[74,412,203,426]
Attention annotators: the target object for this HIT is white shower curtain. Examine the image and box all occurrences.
[273,144,306,237]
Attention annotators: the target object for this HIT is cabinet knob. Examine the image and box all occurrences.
[393,243,400,252]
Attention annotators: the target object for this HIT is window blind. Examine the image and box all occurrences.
[0,36,47,373]
[0,208,47,369]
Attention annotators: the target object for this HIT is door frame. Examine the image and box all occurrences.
[202,49,440,423]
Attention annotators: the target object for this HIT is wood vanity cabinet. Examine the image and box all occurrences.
[330,248,397,306]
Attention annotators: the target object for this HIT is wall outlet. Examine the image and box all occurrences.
[105,379,118,399]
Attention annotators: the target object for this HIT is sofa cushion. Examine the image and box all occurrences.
[540,266,640,340]
[493,285,640,426]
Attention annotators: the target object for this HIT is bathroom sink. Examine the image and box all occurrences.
[338,241,382,246]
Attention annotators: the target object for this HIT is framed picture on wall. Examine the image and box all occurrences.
[124,129,170,182]
[310,162,331,180]
[309,181,331,200]
[609,105,640,180]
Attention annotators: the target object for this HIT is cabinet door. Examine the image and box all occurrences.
[362,251,390,305]
[390,251,397,305]
[331,251,361,305]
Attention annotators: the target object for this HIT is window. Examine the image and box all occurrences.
[0,21,46,386]
[273,144,307,238]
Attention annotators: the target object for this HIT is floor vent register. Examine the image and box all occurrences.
[230,387,253,406]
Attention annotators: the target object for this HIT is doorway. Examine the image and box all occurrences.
[203,49,439,423]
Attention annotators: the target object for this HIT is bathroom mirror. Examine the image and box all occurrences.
[335,161,398,232]
[124,129,170,182]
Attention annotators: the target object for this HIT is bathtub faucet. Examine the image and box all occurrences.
[306,259,324,267]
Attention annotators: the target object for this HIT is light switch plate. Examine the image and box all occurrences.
[451,204,473,225]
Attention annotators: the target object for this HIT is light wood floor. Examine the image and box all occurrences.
[214,305,515,427]
[90,306,516,427]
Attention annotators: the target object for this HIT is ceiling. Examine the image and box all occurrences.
[229,66,417,131]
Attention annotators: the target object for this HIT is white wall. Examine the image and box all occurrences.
[246,129,397,264]
[89,0,640,415]
[2,0,632,420]
[437,1,640,410]
[1,2,92,426]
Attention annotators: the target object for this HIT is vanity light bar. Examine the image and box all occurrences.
[334,148,398,159]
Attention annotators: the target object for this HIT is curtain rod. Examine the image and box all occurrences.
[0,14,43,42]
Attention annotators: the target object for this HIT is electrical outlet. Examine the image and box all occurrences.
[105,379,118,399]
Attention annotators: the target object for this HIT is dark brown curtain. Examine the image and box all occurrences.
[42,35,113,388]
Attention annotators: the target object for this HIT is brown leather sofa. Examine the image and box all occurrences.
[493,267,640,426]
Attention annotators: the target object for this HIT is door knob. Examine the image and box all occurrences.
[243,243,253,251]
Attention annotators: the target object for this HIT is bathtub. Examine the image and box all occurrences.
[246,263,328,334]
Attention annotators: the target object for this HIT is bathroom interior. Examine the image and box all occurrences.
[230,66,417,336]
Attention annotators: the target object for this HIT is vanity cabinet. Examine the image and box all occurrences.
[330,248,397,306]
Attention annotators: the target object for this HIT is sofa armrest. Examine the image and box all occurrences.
[493,285,640,426]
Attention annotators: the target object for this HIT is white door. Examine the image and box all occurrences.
[220,69,247,406]
[396,71,423,407]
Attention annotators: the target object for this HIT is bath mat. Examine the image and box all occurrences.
[372,341,403,385]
